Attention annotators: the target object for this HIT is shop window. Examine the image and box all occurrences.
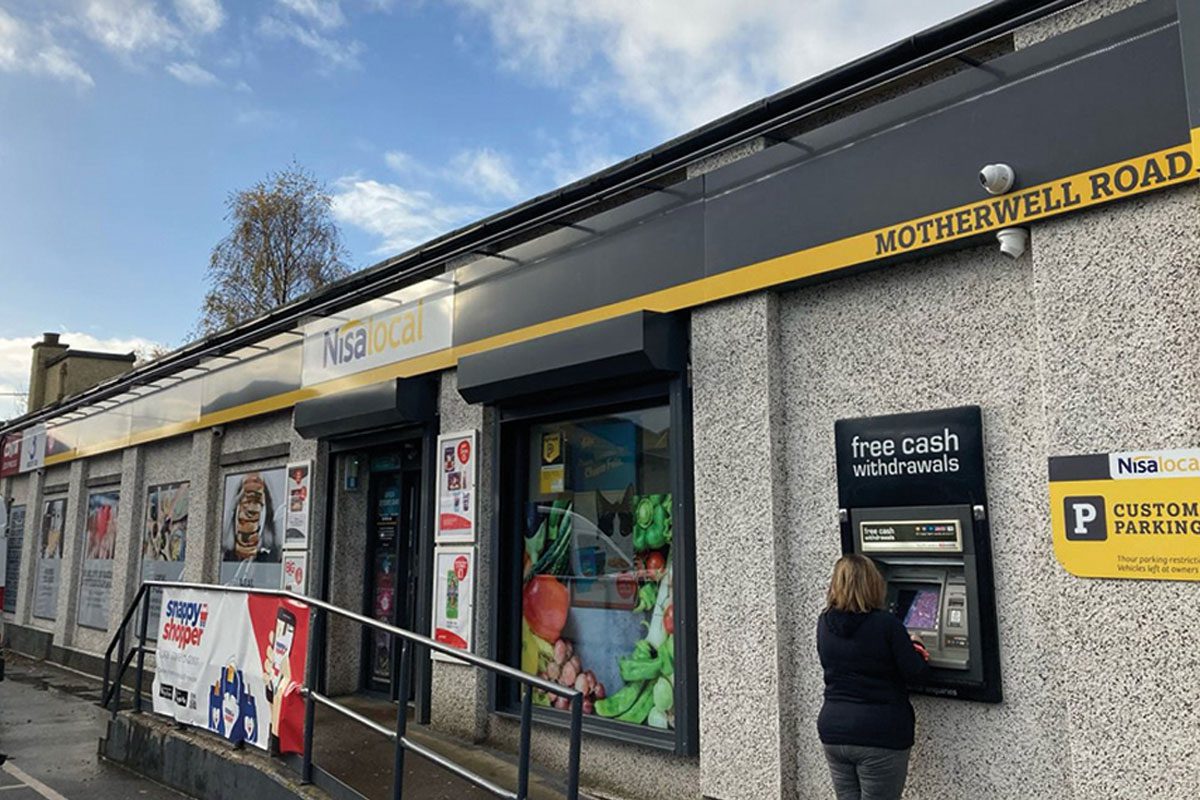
[499,386,695,752]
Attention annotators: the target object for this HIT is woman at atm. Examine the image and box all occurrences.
[817,554,930,800]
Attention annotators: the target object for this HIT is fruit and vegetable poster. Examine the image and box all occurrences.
[32,496,66,620]
[437,431,476,543]
[77,490,119,630]
[432,546,475,662]
[283,462,311,550]
[521,492,677,727]
[220,468,285,589]
[152,586,310,754]
[141,482,189,640]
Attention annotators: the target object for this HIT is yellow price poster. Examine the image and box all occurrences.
[1049,449,1200,580]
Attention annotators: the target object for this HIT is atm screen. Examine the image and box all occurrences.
[894,585,941,630]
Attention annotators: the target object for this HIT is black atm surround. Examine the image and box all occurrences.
[835,406,1003,704]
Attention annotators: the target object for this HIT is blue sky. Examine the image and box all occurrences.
[0,0,981,414]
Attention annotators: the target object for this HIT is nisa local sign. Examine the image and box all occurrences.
[301,277,453,386]
[1109,449,1200,479]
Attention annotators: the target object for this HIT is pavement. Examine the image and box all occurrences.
[0,654,184,800]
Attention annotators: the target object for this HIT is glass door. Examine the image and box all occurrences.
[362,439,424,699]
[365,469,402,694]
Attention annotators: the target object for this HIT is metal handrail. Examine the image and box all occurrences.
[101,580,584,800]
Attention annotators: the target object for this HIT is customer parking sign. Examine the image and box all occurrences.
[1049,449,1200,580]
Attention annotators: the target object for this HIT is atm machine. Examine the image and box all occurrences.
[836,407,1002,703]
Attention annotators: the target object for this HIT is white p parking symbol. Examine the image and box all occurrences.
[1064,496,1106,541]
[1073,503,1097,535]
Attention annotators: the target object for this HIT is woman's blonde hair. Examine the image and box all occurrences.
[826,554,886,613]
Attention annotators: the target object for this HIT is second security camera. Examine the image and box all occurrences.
[979,163,1015,195]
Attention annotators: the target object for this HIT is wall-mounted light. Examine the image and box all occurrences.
[996,228,1029,260]
[345,454,362,492]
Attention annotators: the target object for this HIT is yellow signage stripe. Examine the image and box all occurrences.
[40,140,1200,466]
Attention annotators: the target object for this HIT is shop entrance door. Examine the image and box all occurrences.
[363,442,422,699]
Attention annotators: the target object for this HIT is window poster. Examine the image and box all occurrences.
[3,505,23,613]
[437,431,477,544]
[520,405,677,730]
[432,546,475,662]
[220,468,285,589]
[283,462,312,550]
[282,551,308,595]
[142,481,190,638]
[33,496,67,619]
[78,490,119,630]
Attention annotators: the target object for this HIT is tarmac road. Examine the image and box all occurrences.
[0,654,185,800]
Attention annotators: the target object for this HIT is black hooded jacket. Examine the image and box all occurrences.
[816,608,930,750]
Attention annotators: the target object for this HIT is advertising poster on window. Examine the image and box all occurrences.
[519,405,677,730]
[437,431,476,543]
[283,462,311,550]
[142,482,190,637]
[282,552,307,595]
[4,505,25,613]
[151,586,310,754]
[33,497,67,619]
[78,490,119,630]
[220,468,285,588]
[432,546,475,662]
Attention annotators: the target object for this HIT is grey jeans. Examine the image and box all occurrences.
[823,744,911,800]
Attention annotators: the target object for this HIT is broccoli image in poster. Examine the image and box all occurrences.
[208,662,259,746]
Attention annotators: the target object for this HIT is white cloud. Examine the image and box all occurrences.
[81,0,181,56]
[453,0,984,134]
[331,177,481,254]
[0,331,163,421]
[166,59,219,85]
[450,148,523,201]
[276,0,346,30]
[174,0,225,34]
[259,14,363,70]
[384,150,416,174]
[0,8,94,88]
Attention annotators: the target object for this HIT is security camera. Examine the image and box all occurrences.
[211,425,225,438]
[979,163,1015,195]
[996,228,1029,259]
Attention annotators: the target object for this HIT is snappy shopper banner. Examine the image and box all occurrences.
[152,587,309,753]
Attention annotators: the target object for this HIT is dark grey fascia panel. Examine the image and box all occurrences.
[453,180,705,346]
[704,1,1186,275]
[293,376,438,439]
[457,312,687,405]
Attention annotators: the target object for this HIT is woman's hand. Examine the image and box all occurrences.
[910,635,930,662]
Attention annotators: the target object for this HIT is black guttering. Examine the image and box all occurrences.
[0,0,1082,435]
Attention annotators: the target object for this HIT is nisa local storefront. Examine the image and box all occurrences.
[4,1,1200,797]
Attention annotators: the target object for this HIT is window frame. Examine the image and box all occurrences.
[488,376,698,755]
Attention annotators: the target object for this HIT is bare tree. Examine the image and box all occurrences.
[196,163,350,336]
[133,343,173,368]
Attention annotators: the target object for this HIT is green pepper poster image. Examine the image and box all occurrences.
[520,408,677,730]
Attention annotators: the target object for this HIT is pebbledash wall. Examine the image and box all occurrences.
[4,0,1200,798]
